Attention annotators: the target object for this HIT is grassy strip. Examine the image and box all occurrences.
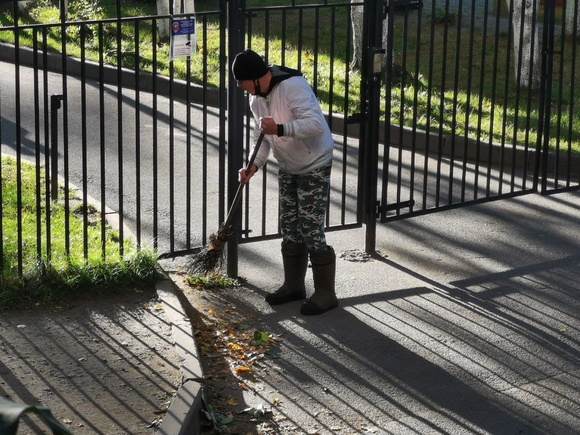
[1,156,160,309]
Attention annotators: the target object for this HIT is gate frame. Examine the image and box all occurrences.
[373,0,579,227]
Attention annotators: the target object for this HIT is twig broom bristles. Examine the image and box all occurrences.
[187,133,265,275]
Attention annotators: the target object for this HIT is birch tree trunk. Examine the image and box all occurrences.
[156,0,195,43]
[350,0,403,77]
[564,0,580,37]
[506,0,541,89]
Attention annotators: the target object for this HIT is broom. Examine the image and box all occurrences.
[187,132,265,275]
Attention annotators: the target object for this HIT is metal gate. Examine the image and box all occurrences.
[232,0,580,258]
[1,0,579,277]
[363,0,580,251]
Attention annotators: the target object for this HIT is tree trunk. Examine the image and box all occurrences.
[564,0,580,37]
[506,0,541,89]
[350,2,365,70]
[350,0,405,78]
[156,0,195,43]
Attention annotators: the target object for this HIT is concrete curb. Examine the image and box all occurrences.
[156,278,204,435]
[155,278,204,435]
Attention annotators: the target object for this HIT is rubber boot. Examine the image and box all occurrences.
[300,246,338,315]
[265,242,308,305]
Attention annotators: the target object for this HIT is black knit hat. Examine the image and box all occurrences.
[232,49,269,81]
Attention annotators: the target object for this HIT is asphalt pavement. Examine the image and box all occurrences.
[157,189,580,435]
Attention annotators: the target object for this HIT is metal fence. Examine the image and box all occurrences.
[1,0,579,277]
[0,2,229,275]
[375,0,580,225]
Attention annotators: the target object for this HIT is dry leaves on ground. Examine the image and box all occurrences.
[172,272,287,434]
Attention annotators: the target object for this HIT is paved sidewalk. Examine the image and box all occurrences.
[159,190,580,434]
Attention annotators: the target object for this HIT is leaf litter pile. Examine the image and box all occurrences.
[182,272,290,434]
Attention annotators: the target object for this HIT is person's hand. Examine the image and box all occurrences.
[259,116,277,135]
[238,164,258,184]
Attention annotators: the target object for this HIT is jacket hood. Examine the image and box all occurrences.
[256,65,303,97]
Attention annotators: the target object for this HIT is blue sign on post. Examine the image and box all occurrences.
[170,18,196,60]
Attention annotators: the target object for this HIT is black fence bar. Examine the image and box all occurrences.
[80,25,89,260]
[0,48,3,273]
[32,28,42,262]
[115,12,125,256]
[201,15,209,249]
[564,0,579,190]
[540,0,556,195]
[134,20,143,248]
[50,94,63,201]
[151,18,159,254]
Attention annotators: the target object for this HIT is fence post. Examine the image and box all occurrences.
[538,0,556,194]
[226,0,246,277]
[50,94,64,201]
[360,0,385,254]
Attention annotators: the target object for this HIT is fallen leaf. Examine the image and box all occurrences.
[235,365,251,374]
[215,413,233,425]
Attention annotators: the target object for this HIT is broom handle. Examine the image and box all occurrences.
[222,132,265,230]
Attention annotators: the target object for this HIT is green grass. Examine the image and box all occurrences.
[1,156,160,309]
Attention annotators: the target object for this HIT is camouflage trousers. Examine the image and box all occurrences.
[279,163,332,252]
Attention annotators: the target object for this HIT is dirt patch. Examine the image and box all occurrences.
[0,287,181,435]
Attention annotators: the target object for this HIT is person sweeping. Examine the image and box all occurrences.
[232,49,337,316]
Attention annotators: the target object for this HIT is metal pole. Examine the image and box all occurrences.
[50,94,63,201]
[538,0,556,194]
[361,0,384,254]
[226,0,246,277]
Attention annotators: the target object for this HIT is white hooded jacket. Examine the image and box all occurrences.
[248,68,334,174]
